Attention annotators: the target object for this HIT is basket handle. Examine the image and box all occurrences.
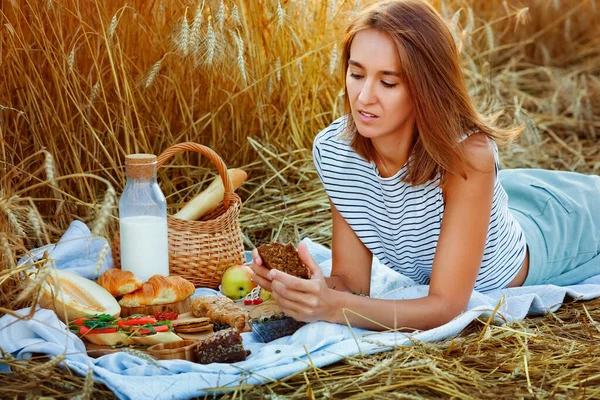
[156,142,235,209]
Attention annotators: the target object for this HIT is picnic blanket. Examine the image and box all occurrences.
[2,220,600,400]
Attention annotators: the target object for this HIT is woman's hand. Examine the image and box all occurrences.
[250,249,273,292]
[267,242,336,323]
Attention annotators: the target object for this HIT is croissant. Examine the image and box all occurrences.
[119,275,195,307]
[191,296,246,331]
[97,268,143,297]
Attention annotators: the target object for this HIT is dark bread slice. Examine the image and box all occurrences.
[256,243,310,279]
[195,328,249,364]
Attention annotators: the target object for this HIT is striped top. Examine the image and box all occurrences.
[313,116,527,293]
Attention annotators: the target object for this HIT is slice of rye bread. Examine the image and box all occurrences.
[256,243,310,279]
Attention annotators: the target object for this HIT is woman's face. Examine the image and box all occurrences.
[346,29,415,141]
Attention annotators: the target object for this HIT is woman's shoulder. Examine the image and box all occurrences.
[458,131,497,175]
[314,116,351,149]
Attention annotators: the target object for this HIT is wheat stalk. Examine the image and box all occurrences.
[485,23,494,51]
[29,354,66,375]
[107,13,118,41]
[190,1,203,57]
[16,261,51,303]
[2,201,26,238]
[1,233,15,269]
[177,9,190,56]
[216,0,225,31]
[72,368,94,400]
[329,44,337,77]
[43,150,58,188]
[94,241,110,278]
[89,81,100,106]
[328,0,336,22]
[205,20,215,66]
[277,1,285,30]
[231,4,241,26]
[27,207,43,245]
[234,32,247,84]
[67,46,75,73]
[144,60,162,89]
[275,58,282,83]
[92,185,116,237]
[158,0,165,22]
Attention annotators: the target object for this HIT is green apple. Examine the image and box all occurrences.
[220,264,257,300]
[259,287,272,301]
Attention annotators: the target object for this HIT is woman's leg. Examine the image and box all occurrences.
[499,169,600,286]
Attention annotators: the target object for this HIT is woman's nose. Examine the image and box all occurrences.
[358,79,376,104]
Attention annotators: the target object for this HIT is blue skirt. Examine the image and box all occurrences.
[499,169,600,286]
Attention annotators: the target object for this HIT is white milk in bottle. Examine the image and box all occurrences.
[119,154,169,282]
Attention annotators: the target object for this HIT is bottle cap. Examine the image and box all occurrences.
[125,154,157,179]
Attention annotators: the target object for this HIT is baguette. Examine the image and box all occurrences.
[174,168,247,221]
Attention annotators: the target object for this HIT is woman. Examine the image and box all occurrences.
[250,0,600,331]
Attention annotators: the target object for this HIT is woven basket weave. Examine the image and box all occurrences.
[112,142,245,289]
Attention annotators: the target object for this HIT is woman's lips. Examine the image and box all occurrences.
[358,110,378,123]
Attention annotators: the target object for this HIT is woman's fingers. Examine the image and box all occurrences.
[297,242,324,280]
[268,269,316,295]
[251,249,262,265]
[251,272,272,291]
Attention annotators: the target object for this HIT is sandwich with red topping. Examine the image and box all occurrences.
[71,314,181,346]
[117,314,181,345]
[70,314,133,346]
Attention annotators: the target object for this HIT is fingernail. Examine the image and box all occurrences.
[267,270,276,280]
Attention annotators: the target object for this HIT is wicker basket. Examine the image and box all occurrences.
[112,142,245,289]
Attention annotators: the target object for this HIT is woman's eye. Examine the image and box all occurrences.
[349,73,363,79]
[381,81,397,88]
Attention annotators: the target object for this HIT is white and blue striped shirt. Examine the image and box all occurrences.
[313,117,527,293]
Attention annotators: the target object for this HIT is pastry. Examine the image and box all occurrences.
[119,275,195,307]
[97,268,143,297]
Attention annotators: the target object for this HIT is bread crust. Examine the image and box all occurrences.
[97,268,143,297]
[256,243,310,279]
[118,275,195,307]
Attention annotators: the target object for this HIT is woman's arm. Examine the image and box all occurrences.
[325,199,373,294]
[266,133,496,331]
[250,199,373,295]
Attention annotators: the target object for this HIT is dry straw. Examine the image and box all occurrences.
[1,0,599,397]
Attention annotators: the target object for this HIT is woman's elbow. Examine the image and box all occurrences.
[427,296,468,328]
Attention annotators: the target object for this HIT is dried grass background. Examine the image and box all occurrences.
[0,0,599,398]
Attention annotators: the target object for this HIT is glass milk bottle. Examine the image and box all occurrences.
[119,154,169,282]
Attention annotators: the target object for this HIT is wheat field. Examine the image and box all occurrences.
[1,0,599,398]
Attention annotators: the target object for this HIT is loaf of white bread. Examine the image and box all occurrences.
[38,269,121,323]
[118,275,195,307]
[97,268,143,297]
